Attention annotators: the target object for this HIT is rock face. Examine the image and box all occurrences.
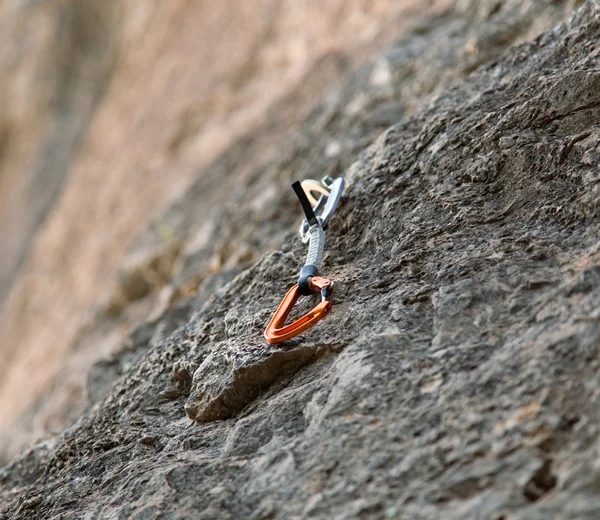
[0,0,447,460]
[2,0,600,518]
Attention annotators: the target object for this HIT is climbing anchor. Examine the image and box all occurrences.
[264,176,345,344]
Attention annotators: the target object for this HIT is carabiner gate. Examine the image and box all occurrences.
[299,176,345,240]
[264,277,333,344]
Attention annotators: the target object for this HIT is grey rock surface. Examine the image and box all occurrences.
[3,0,600,518]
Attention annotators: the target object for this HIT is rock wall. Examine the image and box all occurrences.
[0,0,448,461]
[2,0,600,518]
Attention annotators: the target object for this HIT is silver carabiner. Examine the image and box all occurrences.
[299,176,345,241]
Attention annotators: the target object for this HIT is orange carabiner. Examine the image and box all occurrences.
[264,277,333,344]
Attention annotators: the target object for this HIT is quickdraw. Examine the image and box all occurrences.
[264,176,345,343]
